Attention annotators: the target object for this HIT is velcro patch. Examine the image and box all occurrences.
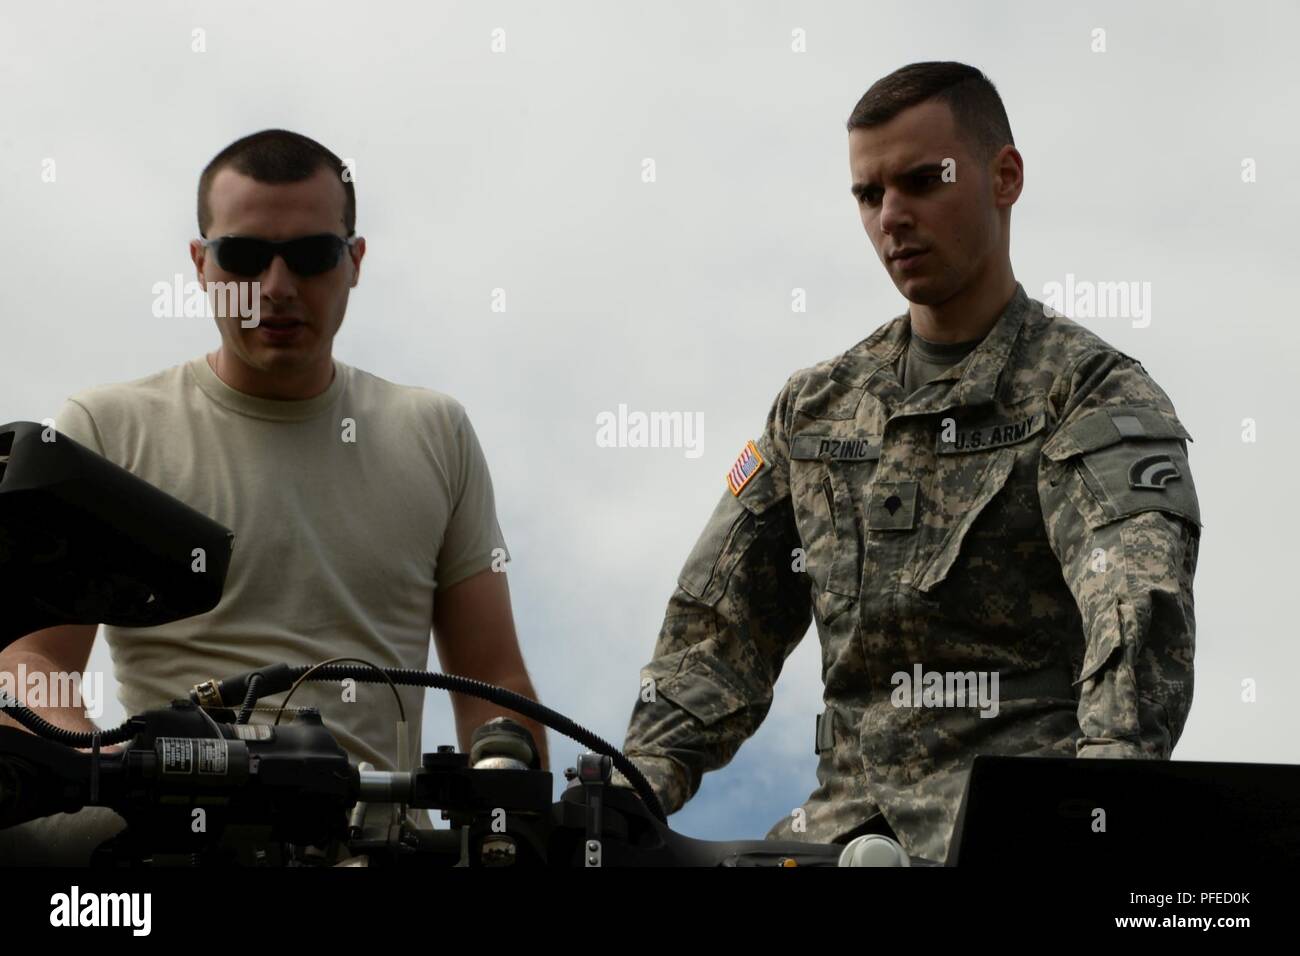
[866,480,919,531]
[936,412,1045,454]
[790,435,880,461]
[1129,453,1182,490]
[726,440,764,496]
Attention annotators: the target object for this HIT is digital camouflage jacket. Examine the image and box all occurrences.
[620,282,1201,863]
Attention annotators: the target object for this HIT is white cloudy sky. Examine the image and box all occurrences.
[2,0,1297,840]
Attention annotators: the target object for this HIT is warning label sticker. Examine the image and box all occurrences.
[159,738,192,774]
[158,737,229,775]
[197,739,227,775]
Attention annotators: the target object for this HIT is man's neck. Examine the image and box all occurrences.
[908,262,1017,344]
[206,350,335,400]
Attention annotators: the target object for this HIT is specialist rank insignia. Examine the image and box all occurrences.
[727,440,764,496]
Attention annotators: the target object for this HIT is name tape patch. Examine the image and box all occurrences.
[727,440,764,496]
[936,412,1044,454]
[790,435,881,462]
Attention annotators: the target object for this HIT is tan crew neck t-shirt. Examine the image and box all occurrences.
[53,355,509,780]
[895,325,985,396]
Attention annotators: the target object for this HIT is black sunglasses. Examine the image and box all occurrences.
[199,233,358,278]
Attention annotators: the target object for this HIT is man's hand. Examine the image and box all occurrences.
[432,568,549,770]
[73,740,124,755]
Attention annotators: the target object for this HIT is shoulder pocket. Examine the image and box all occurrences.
[678,458,786,605]
[1042,405,1201,530]
[644,645,753,726]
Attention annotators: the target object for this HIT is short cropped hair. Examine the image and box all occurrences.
[197,129,355,237]
[847,61,1014,162]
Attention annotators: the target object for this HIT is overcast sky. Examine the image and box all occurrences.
[2,0,1297,842]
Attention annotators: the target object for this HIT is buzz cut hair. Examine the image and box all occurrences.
[846,61,1014,163]
[197,129,355,238]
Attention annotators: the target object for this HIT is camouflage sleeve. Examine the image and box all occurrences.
[617,378,813,812]
[1037,350,1201,759]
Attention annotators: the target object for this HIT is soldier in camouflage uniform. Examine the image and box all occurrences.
[618,63,1201,864]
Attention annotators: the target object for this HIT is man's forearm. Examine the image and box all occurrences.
[0,649,103,735]
[450,675,550,771]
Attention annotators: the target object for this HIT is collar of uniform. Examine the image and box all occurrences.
[899,281,1030,414]
[831,282,1031,413]
[828,308,911,389]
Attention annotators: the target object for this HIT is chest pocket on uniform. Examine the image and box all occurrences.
[913,446,1019,592]
[910,405,1047,594]
[820,463,866,599]
[789,453,874,624]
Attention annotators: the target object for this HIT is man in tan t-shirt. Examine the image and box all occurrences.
[0,129,547,863]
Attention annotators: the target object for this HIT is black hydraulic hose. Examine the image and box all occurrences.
[281,664,669,823]
[0,692,135,747]
[236,673,262,725]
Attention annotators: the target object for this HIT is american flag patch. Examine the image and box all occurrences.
[726,440,764,496]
